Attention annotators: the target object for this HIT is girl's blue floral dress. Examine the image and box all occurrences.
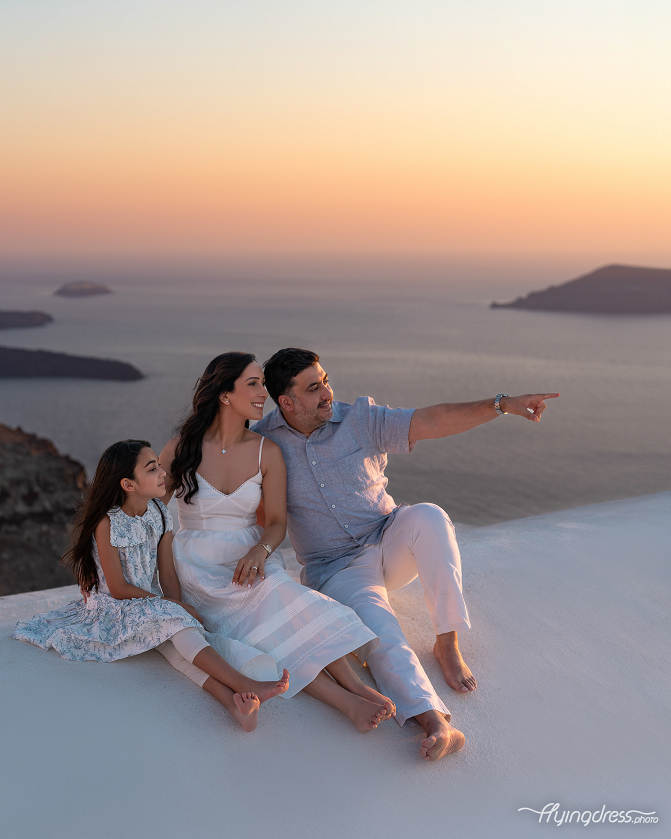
[12,500,202,662]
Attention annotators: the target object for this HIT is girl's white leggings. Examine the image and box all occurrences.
[156,628,210,688]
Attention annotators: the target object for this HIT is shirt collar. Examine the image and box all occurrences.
[261,406,287,431]
[264,401,345,432]
[330,402,345,423]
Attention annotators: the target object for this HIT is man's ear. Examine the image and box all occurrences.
[120,478,135,493]
[278,394,293,413]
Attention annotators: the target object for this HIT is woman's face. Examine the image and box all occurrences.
[223,361,268,421]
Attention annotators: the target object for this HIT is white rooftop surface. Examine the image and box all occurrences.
[1,493,669,838]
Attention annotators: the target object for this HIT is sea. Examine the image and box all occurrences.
[1,258,670,526]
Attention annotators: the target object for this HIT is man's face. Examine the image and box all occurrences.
[279,363,333,434]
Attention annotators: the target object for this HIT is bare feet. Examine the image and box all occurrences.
[346,696,388,733]
[232,692,260,732]
[252,668,290,703]
[433,632,477,693]
[346,683,396,721]
[416,710,465,761]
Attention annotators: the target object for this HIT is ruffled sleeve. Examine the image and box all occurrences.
[108,508,150,548]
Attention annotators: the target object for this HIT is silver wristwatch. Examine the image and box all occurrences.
[494,393,509,415]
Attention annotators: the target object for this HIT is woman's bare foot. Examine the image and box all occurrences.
[251,668,290,703]
[232,692,260,732]
[346,683,396,721]
[346,696,388,733]
[416,710,465,761]
[433,632,477,693]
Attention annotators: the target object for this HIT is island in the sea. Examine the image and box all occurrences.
[54,281,112,297]
[0,311,53,329]
[0,346,143,380]
[491,264,671,314]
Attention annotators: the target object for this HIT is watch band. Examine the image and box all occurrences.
[260,543,272,557]
[494,393,509,415]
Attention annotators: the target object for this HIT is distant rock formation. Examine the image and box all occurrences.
[0,346,143,380]
[491,265,671,314]
[0,311,53,330]
[0,424,86,595]
[55,281,111,297]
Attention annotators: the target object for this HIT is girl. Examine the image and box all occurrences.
[160,352,397,734]
[12,439,290,732]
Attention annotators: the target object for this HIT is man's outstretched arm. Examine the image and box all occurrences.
[408,393,560,442]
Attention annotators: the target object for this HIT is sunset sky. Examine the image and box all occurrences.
[1,0,669,262]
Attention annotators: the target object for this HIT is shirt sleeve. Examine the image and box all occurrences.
[358,397,415,454]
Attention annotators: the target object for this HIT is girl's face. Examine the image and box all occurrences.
[222,361,268,421]
[122,447,167,499]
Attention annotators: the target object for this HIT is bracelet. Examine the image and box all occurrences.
[259,543,272,557]
[494,393,509,415]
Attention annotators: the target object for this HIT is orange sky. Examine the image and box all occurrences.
[1,1,669,262]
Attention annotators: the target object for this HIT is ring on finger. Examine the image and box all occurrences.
[251,566,258,571]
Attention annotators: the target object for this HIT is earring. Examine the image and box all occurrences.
[223,399,229,404]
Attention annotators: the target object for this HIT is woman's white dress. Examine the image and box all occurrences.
[173,439,378,698]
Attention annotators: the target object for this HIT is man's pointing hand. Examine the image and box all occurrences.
[501,393,560,422]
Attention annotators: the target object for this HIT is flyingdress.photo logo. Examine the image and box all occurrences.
[518,803,658,826]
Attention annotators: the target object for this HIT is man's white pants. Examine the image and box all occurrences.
[319,503,470,727]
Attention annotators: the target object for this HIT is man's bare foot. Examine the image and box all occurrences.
[433,632,477,693]
[252,668,290,703]
[416,710,465,761]
[420,724,465,761]
[232,692,260,732]
[346,696,388,733]
[346,683,396,721]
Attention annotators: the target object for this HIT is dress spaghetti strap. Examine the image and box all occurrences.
[258,436,265,470]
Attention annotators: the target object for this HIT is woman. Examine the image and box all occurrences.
[160,352,396,732]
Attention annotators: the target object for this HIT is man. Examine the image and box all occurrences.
[254,347,559,761]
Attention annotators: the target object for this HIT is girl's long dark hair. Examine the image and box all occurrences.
[171,352,256,504]
[61,439,151,593]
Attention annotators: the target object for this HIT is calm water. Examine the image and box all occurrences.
[1,264,670,525]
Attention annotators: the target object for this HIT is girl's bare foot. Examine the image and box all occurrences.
[252,668,290,703]
[232,692,260,732]
[346,696,388,733]
[346,683,396,721]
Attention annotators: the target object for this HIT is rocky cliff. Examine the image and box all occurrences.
[0,424,86,595]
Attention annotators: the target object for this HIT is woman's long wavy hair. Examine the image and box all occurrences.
[61,439,151,594]
[171,352,256,504]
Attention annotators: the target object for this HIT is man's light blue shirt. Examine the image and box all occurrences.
[253,397,415,589]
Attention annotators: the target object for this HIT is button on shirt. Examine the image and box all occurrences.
[253,397,415,590]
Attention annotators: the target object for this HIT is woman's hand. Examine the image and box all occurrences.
[232,545,267,588]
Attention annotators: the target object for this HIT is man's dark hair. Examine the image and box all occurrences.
[263,348,319,404]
